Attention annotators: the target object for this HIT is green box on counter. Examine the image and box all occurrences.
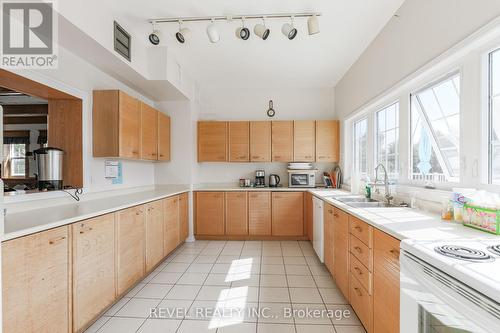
[462,203,500,235]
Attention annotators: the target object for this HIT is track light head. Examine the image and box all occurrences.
[175,21,190,44]
[282,16,297,40]
[236,18,250,40]
[206,18,220,43]
[254,18,270,40]
[148,22,160,45]
[307,15,320,35]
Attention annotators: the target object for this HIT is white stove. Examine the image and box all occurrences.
[401,238,500,333]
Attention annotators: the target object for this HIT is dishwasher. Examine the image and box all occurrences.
[312,196,324,262]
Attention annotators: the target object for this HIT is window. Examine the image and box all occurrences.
[353,118,368,175]
[375,102,399,179]
[411,73,461,182]
[488,48,500,184]
[3,143,27,178]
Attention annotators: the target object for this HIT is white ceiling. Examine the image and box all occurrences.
[100,0,404,88]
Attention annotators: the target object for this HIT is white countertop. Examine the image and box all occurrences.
[3,185,190,242]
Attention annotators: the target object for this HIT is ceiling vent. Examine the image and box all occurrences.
[114,21,131,61]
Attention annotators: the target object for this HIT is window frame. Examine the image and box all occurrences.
[408,70,461,184]
[3,143,29,179]
[352,116,369,177]
[487,47,500,185]
[374,101,400,180]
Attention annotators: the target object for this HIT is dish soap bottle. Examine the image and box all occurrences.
[365,184,372,199]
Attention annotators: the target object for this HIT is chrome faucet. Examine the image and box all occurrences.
[372,163,393,205]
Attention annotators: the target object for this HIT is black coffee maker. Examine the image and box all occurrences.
[255,170,265,187]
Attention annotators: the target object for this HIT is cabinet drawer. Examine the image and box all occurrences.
[350,273,373,332]
[350,216,372,247]
[373,229,400,277]
[350,234,372,271]
[350,254,371,294]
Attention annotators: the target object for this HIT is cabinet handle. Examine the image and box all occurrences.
[136,211,143,215]
[251,155,259,159]
[79,226,93,234]
[389,249,399,257]
[305,155,312,159]
[333,213,339,218]
[354,246,362,253]
[354,226,362,232]
[49,236,66,245]
[318,156,326,159]
[354,266,362,275]
[354,287,363,297]
[274,155,281,159]
[132,150,139,155]
[328,209,333,213]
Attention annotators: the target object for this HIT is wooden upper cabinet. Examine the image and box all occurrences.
[158,112,171,161]
[179,192,189,241]
[293,120,316,162]
[145,200,164,272]
[250,121,271,162]
[225,192,248,235]
[228,121,250,162]
[324,203,334,274]
[248,192,272,236]
[272,121,293,162]
[116,206,145,295]
[93,90,141,159]
[195,192,225,235]
[316,120,340,162]
[272,192,304,236]
[72,214,115,332]
[141,102,158,160]
[198,121,228,162]
[2,226,70,333]
[373,229,400,333]
[334,208,350,301]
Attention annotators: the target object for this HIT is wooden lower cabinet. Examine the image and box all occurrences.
[116,205,145,295]
[195,192,225,236]
[323,203,334,274]
[179,192,189,241]
[305,192,313,241]
[333,208,349,300]
[2,226,71,333]
[225,192,248,235]
[72,214,116,332]
[164,195,180,255]
[350,272,373,332]
[145,200,164,272]
[248,192,272,236]
[272,192,304,236]
[373,229,400,333]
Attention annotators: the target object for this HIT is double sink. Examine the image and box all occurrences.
[327,195,394,208]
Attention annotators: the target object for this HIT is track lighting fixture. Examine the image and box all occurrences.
[307,14,320,35]
[148,22,160,45]
[254,18,270,40]
[281,16,297,40]
[235,17,250,40]
[175,21,191,44]
[206,18,220,43]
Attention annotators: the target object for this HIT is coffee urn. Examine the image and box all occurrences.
[33,147,64,191]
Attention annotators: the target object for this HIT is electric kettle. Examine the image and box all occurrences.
[269,174,280,187]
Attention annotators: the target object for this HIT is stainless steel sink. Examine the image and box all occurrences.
[346,201,394,208]
[328,195,378,203]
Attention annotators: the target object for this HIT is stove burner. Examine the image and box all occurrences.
[434,245,494,262]
[487,245,500,256]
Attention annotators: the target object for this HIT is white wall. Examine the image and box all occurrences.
[335,0,500,119]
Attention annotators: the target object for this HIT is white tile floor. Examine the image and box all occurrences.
[85,240,366,333]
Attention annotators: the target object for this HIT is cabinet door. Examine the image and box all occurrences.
[179,192,189,241]
[272,192,304,236]
[158,112,171,161]
[2,226,70,333]
[116,206,145,295]
[305,192,313,241]
[334,208,350,300]
[73,214,115,332]
[316,120,340,162]
[293,120,315,162]
[250,121,271,162]
[198,121,228,162]
[118,91,141,159]
[195,192,225,235]
[324,203,334,274]
[164,195,180,256]
[248,192,272,235]
[225,192,248,235]
[229,121,250,162]
[145,200,164,272]
[141,102,158,160]
[271,121,293,162]
[373,229,400,333]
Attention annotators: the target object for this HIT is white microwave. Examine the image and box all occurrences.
[288,170,316,188]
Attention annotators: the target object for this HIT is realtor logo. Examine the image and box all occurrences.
[1,0,58,68]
